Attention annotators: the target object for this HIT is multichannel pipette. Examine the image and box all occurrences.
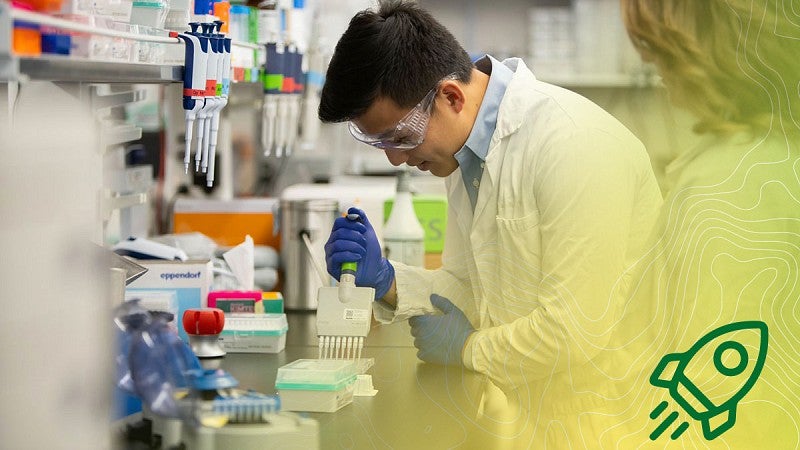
[316,214,374,360]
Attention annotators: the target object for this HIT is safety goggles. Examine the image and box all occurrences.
[348,73,457,151]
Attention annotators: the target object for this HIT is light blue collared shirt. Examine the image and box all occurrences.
[454,55,513,210]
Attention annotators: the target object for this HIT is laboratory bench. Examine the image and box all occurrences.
[220,312,501,449]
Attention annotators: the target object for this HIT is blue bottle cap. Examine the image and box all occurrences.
[194,0,213,15]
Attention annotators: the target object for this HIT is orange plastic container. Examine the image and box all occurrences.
[16,0,64,12]
[213,0,231,33]
[12,21,42,57]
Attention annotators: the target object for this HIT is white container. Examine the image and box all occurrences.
[95,0,134,22]
[163,0,190,32]
[275,359,357,413]
[383,171,425,267]
[218,313,288,353]
[229,5,250,43]
[574,0,623,75]
[129,1,167,28]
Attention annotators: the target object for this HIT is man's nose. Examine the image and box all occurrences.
[384,150,409,166]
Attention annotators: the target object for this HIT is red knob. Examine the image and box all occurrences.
[183,308,225,335]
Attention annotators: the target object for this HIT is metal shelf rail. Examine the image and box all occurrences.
[1,3,263,84]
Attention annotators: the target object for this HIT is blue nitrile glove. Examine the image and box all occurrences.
[324,207,395,300]
[409,294,475,366]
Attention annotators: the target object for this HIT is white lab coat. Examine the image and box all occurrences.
[374,59,662,418]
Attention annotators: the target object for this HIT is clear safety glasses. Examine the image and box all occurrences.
[348,73,458,151]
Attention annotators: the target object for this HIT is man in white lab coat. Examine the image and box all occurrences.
[319,0,662,443]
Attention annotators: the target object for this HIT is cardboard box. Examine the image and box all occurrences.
[172,198,280,248]
[262,291,284,313]
[206,291,285,314]
[125,259,213,342]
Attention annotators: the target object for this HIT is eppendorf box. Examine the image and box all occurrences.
[218,313,288,353]
[125,259,213,342]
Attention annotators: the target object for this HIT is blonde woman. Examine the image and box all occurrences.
[492,1,800,448]
[577,1,800,448]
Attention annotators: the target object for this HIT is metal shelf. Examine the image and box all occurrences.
[538,73,636,88]
[525,58,660,88]
[1,5,261,84]
[17,56,182,83]
[534,71,659,89]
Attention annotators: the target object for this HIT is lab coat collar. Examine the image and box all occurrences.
[492,58,537,140]
[470,58,538,228]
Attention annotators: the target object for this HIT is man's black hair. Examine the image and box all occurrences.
[318,0,474,123]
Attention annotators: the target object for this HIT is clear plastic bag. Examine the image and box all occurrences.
[114,300,201,418]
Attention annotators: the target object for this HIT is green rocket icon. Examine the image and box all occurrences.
[649,321,768,440]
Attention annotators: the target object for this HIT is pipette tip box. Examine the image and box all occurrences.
[218,313,288,353]
[275,359,358,413]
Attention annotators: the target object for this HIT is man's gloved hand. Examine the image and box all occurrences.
[324,207,395,300]
[409,294,475,366]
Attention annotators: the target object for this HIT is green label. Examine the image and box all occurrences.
[264,74,283,91]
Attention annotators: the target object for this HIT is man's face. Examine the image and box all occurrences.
[352,94,461,178]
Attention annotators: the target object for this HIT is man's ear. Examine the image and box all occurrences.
[440,81,465,114]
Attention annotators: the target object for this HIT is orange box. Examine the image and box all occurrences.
[13,23,41,57]
[18,0,64,12]
[173,198,280,248]
[213,0,230,34]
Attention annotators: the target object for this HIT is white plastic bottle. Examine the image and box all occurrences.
[383,170,426,267]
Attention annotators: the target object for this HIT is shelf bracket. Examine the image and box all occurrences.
[91,85,147,111]
[0,2,19,83]
[101,190,148,222]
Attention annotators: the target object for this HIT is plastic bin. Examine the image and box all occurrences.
[275,359,357,412]
[129,1,167,28]
[12,20,41,57]
[229,4,250,43]
[218,313,287,353]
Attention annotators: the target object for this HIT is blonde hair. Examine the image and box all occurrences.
[622,0,800,136]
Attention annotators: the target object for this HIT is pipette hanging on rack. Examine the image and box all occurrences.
[174,27,207,175]
[176,17,232,188]
[206,21,231,187]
